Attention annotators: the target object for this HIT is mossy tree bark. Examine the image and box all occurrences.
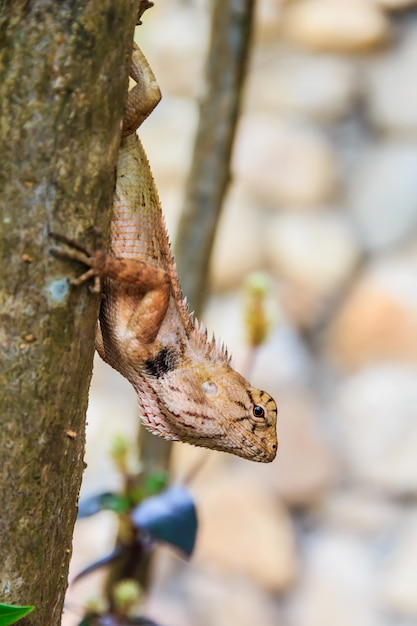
[0,2,139,624]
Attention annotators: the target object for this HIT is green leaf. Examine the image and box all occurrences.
[0,603,35,625]
[143,471,168,497]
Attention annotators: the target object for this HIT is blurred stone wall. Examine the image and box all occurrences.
[65,1,417,625]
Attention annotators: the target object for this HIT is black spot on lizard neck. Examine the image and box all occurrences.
[145,347,178,378]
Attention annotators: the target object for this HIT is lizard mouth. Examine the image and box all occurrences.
[246,440,278,463]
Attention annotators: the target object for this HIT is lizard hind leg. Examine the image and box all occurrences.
[122,43,161,137]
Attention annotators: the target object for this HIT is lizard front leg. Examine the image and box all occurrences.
[50,230,170,346]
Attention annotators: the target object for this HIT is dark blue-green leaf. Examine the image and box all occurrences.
[131,485,197,557]
[78,492,130,518]
[0,603,35,625]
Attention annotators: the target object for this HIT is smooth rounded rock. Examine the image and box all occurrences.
[348,143,417,251]
[266,212,359,296]
[283,0,390,53]
[288,531,376,626]
[263,54,357,121]
[195,474,298,591]
[365,27,417,134]
[233,114,338,207]
[379,513,417,617]
[329,253,417,368]
[337,365,417,493]
[245,50,357,122]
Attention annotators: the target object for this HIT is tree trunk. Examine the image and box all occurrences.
[0,2,138,624]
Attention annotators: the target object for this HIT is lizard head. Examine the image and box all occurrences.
[136,350,278,463]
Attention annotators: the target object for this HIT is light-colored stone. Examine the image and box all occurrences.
[185,568,279,626]
[233,114,338,207]
[246,50,357,121]
[365,26,417,134]
[319,490,401,534]
[147,558,279,626]
[283,0,390,53]
[336,364,417,493]
[194,473,298,591]
[209,183,266,292]
[289,531,377,626]
[349,143,417,251]
[273,54,356,121]
[264,211,360,330]
[379,513,417,617]
[329,252,417,368]
[266,211,359,297]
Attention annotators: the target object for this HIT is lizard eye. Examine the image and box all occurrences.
[202,380,218,398]
[252,405,265,420]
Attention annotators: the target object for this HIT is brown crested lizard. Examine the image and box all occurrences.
[51,39,278,463]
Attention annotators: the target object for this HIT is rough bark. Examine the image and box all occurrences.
[0,2,139,624]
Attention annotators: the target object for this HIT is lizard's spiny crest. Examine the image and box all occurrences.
[189,318,231,364]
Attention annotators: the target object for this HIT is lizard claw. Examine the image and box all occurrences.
[49,229,104,292]
[49,231,92,256]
